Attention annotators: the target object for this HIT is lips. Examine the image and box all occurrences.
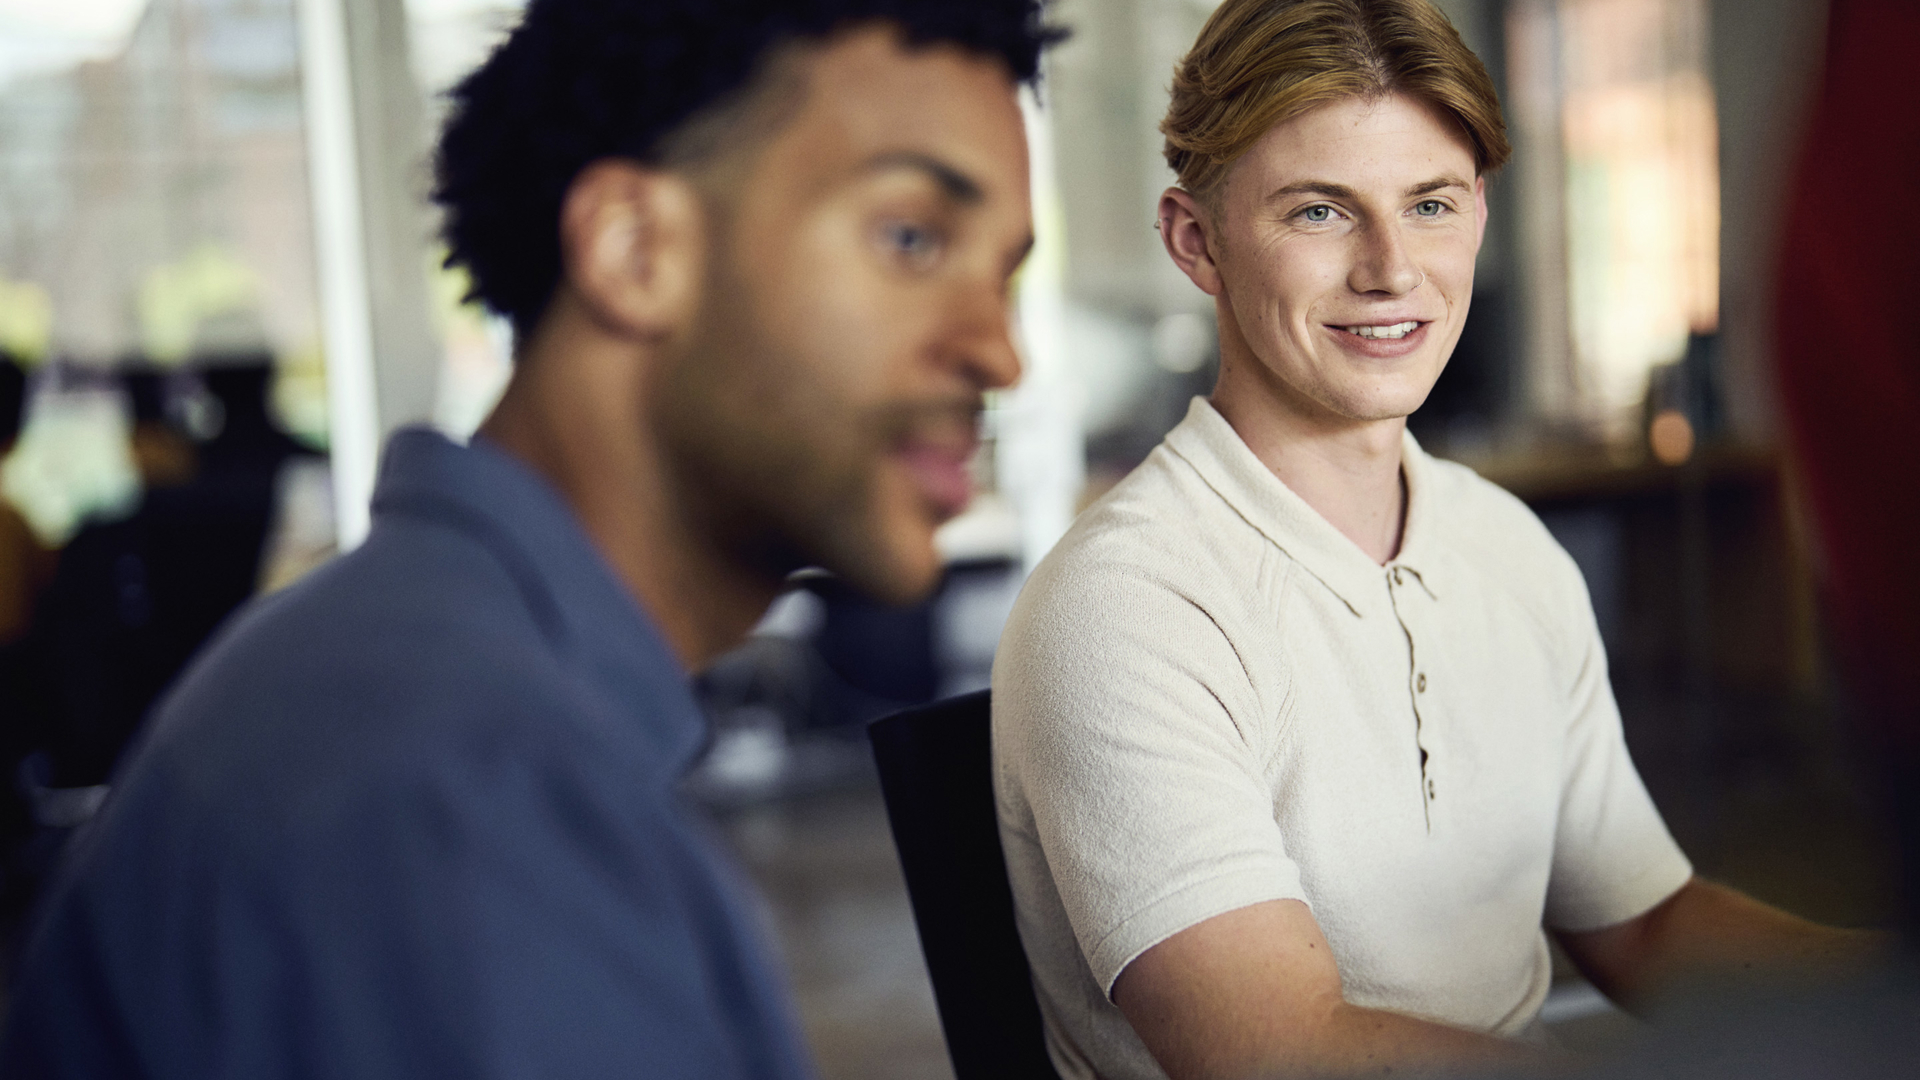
[1342,320,1421,340]
[1326,319,1432,357]
[895,438,976,519]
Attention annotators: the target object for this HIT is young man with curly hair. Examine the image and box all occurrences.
[3,1,1052,1075]
[992,2,1877,1078]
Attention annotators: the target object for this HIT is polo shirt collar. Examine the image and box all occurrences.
[1162,397,1440,617]
[369,427,708,778]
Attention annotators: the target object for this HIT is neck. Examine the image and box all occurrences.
[1210,333,1409,566]
[478,296,779,671]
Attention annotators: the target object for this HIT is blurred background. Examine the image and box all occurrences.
[0,0,1893,1076]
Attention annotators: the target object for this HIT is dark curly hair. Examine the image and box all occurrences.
[434,0,1063,338]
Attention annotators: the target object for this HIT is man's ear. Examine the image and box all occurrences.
[1158,187,1225,297]
[558,159,705,340]
[1473,174,1489,250]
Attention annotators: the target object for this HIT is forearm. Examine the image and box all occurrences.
[1279,1002,1545,1080]
[1117,901,1558,1080]
[1564,878,1890,1010]
[1138,996,1550,1080]
[1146,1001,1545,1080]
[1131,983,1549,1080]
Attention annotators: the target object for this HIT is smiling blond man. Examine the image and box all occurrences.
[991,3,1873,1079]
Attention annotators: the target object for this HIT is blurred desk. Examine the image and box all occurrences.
[1456,441,1813,702]
[1466,442,1776,505]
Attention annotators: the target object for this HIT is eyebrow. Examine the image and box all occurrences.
[1265,175,1474,203]
[863,150,1032,273]
[1406,176,1474,197]
[865,151,985,204]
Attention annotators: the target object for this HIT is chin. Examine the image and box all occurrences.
[817,515,945,607]
[1324,396,1426,424]
[1334,376,1442,422]
[836,552,941,606]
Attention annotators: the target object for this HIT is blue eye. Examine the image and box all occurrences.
[1301,206,1333,223]
[882,221,943,269]
[1415,200,1446,217]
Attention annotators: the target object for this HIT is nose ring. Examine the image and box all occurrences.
[1416,272,1427,291]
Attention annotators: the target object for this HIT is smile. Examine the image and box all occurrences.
[892,408,983,521]
[1340,321,1422,340]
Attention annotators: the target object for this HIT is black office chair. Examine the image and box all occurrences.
[869,690,1060,1080]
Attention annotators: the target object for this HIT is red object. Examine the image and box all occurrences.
[1775,0,1920,756]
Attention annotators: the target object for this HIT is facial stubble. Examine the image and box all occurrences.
[653,234,976,607]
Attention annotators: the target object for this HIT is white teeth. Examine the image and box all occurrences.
[1345,321,1419,340]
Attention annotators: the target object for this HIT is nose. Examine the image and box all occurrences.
[948,287,1023,392]
[1348,221,1424,297]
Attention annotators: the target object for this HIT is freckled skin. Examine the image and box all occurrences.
[1207,93,1488,428]
[1153,92,1490,562]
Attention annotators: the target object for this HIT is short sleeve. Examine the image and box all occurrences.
[993,547,1307,995]
[1543,575,1694,931]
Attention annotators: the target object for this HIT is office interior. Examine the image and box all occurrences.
[0,0,1896,1076]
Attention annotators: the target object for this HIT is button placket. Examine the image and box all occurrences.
[1386,565,1437,831]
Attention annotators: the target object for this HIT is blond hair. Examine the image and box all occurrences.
[1162,0,1510,199]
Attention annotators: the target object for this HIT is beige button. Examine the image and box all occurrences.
[1416,673,1427,693]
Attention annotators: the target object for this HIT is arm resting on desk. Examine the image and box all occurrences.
[1556,876,1890,1013]
[1112,899,1548,1080]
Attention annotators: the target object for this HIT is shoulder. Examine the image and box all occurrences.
[172,511,559,717]
[1421,455,1557,549]
[1020,444,1272,626]
[9,517,791,1077]
[1418,452,1593,643]
[38,540,677,1001]
[111,517,614,864]
[996,445,1286,730]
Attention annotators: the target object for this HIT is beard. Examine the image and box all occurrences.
[650,250,980,605]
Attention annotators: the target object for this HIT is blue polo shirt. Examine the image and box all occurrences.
[2,429,816,1080]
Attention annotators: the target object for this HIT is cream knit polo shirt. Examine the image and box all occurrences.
[992,398,1692,1080]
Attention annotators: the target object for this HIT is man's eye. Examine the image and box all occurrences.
[881,221,943,269]
[1415,200,1447,217]
[1300,206,1334,224]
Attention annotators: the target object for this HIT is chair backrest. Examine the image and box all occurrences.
[869,690,1059,1080]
